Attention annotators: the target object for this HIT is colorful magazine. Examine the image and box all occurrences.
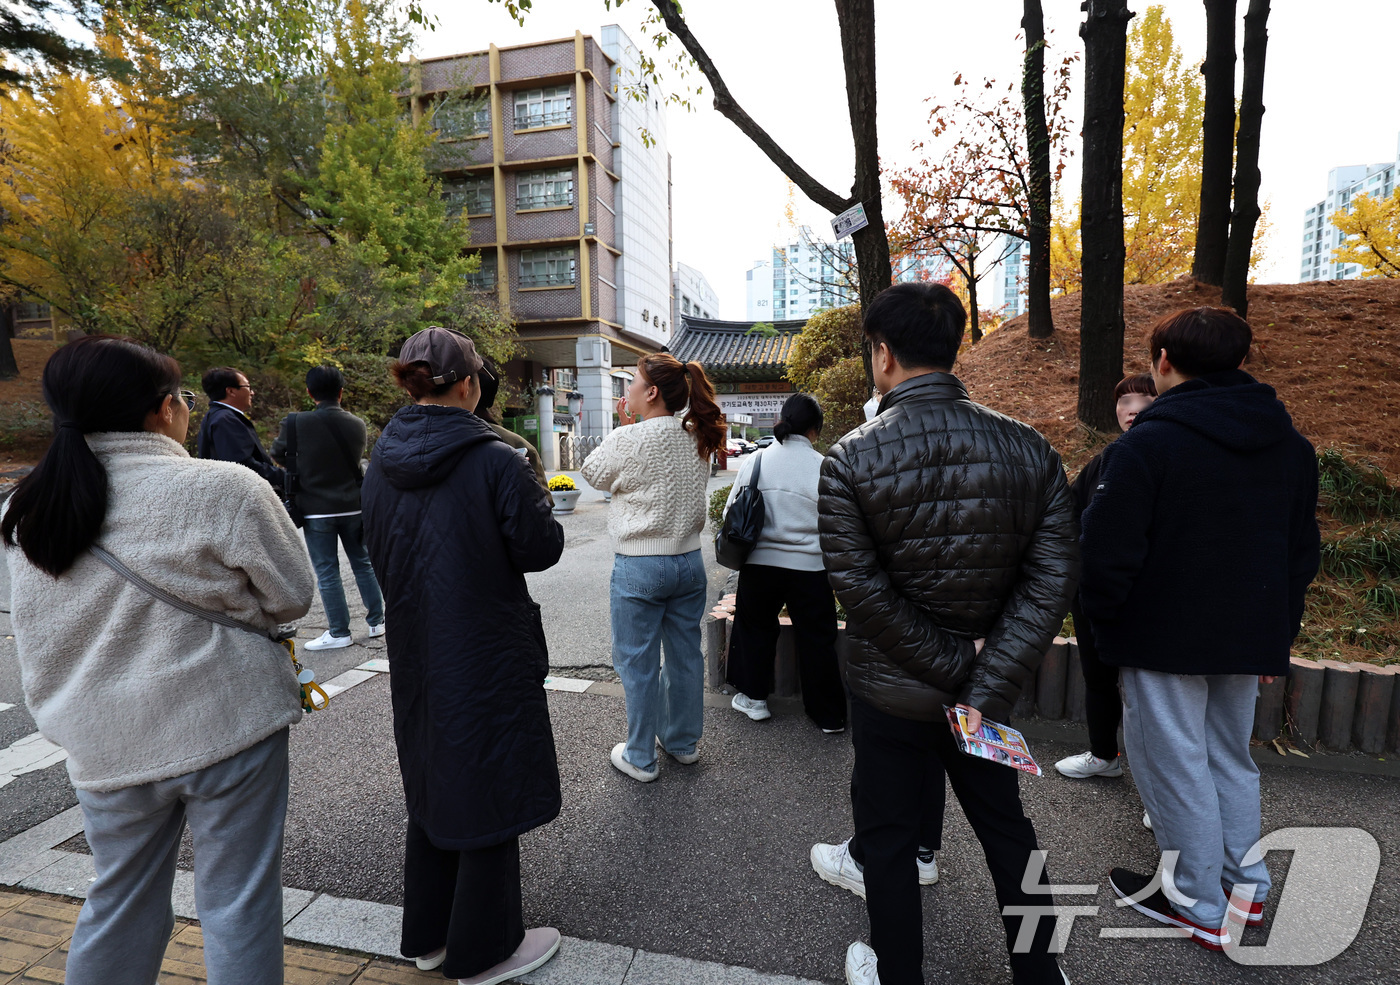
[945,706,1043,776]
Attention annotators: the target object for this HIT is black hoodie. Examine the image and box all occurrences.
[362,404,565,849]
[1079,369,1320,676]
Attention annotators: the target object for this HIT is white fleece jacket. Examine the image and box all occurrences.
[723,435,826,571]
[7,431,315,792]
[580,415,709,556]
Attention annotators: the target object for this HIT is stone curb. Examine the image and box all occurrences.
[703,607,1400,757]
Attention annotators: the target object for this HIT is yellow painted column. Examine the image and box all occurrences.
[575,32,592,321]
[490,45,509,314]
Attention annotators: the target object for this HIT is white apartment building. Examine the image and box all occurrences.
[1300,134,1399,282]
[672,261,719,326]
[985,234,1030,319]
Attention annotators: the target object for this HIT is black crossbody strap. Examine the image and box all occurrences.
[284,413,299,495]
[89,544,277,641]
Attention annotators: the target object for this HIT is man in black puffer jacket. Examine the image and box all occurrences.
[813,283,1078,985]
[1082,307,1319,951]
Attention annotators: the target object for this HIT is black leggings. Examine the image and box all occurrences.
[1071,600,1122,760]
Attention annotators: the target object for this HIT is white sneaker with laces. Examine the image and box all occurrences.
[415,947,445,971]
[367,621,386,638]
[731,693,771,721]
[811,839,867,899]
[845,942,880,985]
[1054,750,1123,778]
[609,742,658,782]
[304,630,353,651]
[916,850,939,886]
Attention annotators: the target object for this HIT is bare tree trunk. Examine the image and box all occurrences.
[1193,0,1237,286]
[834,0,888,390]
[966,251,982,344]
[1078,0,1134,432]
[1221,0,1269,317]
[1021,0,1054,339]
[0,305,19,380]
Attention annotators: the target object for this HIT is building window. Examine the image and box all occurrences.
[442,174,493,216]
[520,247,576,287]
[430,96,489,139]
[517,169,573,210]
[612,376,627,399]
[553,368,576,390]
[15,299,50,321]
[465,251,497,290]
[682,296,692,314]
[514,85,572,129]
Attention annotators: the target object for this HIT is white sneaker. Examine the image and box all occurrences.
[731,692,771,721]
[845,941,880,985]
[1143,811,1153,830]
[657,740,699,765]
[415,947,445,971]
[610,742,658,782]
[811,839,867,899]
[917,850,939,886]
[367,621,386,638]
[304,630,353,650]
[1054,750,1123,779]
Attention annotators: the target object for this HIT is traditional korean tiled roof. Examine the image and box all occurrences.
[668,317,806,382]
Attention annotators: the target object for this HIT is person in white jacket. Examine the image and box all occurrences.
[724,393,846,731]
[2,335,314,985]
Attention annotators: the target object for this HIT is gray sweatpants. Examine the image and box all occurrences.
[66,729,290,985]
[1120,669,1270,927]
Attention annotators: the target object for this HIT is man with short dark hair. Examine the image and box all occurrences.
[197,366,285,489]
[271,365,385,650]
[813,282,1078,985]
[476,357,547,489]
[1081,306,1320,950]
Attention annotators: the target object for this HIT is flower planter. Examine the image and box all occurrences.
[550,489,582,514]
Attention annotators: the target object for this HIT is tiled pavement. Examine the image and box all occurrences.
[0,889,438,985]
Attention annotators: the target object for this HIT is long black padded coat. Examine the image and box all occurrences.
[818,373,1080,724]
[362,403,566,850]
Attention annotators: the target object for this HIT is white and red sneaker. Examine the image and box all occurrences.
[1109,868,1231,951]
[1225,888,1265,927]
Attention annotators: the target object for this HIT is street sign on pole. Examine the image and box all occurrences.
[831,202,869,240]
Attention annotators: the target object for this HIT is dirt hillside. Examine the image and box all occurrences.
[957,277,1400,480]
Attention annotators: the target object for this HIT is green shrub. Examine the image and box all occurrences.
[1318,449,1400,524]
[708,483,732,526]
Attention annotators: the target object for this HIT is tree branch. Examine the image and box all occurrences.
[649,0,851,215]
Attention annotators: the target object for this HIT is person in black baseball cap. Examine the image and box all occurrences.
[362,326,565,983]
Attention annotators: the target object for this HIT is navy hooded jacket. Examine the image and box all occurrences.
[362,404,565,850]
[1079,369,1320,676]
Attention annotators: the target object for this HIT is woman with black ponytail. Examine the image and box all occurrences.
[581,353,725,782]
[3,335,314,985]
[723,392,845,731]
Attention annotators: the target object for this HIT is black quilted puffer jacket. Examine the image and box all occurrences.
[819,373,1079,723]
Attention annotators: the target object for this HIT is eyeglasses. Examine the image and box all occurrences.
[230,383,254,391]
[178,389,197,410]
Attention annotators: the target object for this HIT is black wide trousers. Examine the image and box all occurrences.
[400,819,524,980]
[725,563,847,730]
[847,696,1062,985]
[1069,599,1122,760]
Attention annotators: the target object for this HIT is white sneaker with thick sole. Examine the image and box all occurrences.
[657,740,699,765]
[367,621,386,638]
[1054,750,1123,778]
[845,941,880,985]
[731,693,771,721]
[609,742,658,782]
[458,927,561,985]
[415,947,445,971]
[1143,811,1153,830]
[304,630,353,651]
[917,851,939,886]
[812,839,867,899]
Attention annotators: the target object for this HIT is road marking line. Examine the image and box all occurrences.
[0,702,13,713]
[319,668,377,699]
[544,676,593,693]
[0,732,67,788]
[356,658,390,674]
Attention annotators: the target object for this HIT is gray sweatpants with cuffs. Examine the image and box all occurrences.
[65,728,290,985]
[1120,669,1272,926]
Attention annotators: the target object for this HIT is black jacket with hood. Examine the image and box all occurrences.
[1080,369,1320,676]
[362,404,565,850]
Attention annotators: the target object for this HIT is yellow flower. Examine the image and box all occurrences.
[548,475,577,492]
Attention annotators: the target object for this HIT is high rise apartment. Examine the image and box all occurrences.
[1300,134,1399,282]
[408,25,672,438]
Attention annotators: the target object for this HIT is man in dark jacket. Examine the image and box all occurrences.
[814,282,1078,985]
[1081,307,1320,950]
[271,365,385,651]
[197,366,285,490]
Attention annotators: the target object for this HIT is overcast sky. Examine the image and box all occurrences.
[415,1,1400,320]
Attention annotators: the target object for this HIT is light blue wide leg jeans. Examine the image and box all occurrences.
[610,550,708,772]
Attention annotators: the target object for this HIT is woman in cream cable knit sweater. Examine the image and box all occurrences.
[3,336,313,985]
[581,353,726,782]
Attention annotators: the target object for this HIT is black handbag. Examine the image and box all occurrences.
[282,413,304,528]
[714,451,766,570]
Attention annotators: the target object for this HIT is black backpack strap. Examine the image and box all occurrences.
[283,413,298,501]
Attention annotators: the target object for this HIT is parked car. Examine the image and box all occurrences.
[725,439,743,457]
[737,438,757,454]
[755,435,775,449]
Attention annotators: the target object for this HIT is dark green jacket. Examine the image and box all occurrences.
[271,403,368,516]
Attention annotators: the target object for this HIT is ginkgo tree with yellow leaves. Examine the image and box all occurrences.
[1331,192,1400,278]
